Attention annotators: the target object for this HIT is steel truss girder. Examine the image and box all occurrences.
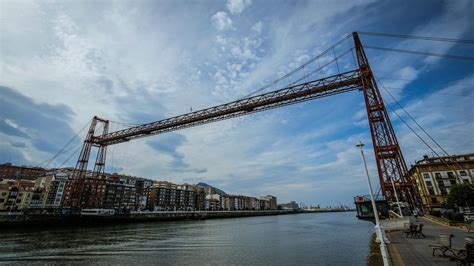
[96,70,362,146]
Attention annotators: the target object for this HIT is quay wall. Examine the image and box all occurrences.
[0,210,299,228]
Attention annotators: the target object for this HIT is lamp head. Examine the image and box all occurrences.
[356,140,365,149]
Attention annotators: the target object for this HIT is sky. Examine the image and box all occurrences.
[1,0,473,207]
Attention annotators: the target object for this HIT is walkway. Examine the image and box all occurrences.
[387,217,473,265]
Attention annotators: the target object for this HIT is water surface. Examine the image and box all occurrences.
[0,212,373,265]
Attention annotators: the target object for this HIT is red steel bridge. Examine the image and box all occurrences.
[62,32,419,210]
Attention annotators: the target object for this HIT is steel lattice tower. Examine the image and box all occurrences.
[353,32,418,207]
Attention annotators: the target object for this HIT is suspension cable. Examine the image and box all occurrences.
[376,77,470,182]
[239,34,352,99]
[382,86,474,98]
[109,120,143,127]
[36,118,91,167]
[58,144,82,167]
[364,46,474,61]
[359,31,474,44]
[286,48,354,87]
[378,76,474,87]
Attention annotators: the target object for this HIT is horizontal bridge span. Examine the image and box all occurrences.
[97,70,362,146]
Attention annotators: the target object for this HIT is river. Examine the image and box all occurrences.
[0,212,373,265]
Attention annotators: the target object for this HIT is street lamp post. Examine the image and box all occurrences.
[356,140,390,266]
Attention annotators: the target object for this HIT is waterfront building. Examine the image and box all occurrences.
[146,181,177,211]
[243,196,253,210]
[205,194,221,210]
[146,181,216,211]
[135,178,153,210]
[30,173,70,208]
[0,163,47,180]
[0,184,9,210]
[251,197,261,210]
[196,182,226,195]
[45,173,69,208]
[409,153,474,210]
[259,195,277,210]
[195,186,206,211]
[279,201,299,210]
[104,173,154,211]
[0,179,35,211]
[221,195,235,210]
[103,182,136,212]
[32,175,53,208]
[176,184,196,211]
[234,196,244,210]
[62,172,108,209]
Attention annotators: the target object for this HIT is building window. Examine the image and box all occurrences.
[431,197,438,204]
[425,181,432,187]
[447,172,455,178]
[460,171,467,176]
[423,173,430,179]
[434,173,442,179]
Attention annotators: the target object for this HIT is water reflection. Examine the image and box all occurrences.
[0,212,372,265]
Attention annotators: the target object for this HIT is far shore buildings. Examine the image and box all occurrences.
[279,201,299,210]
[0,162,278,212]
[0,163,48,180]
[409,153,473,211]
[0,179,35,211]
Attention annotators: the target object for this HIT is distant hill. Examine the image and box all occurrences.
[196,182,227,195]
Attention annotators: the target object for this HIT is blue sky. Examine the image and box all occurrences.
[1,0,473,206]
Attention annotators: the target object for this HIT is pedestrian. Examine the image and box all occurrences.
[414,208,419,222]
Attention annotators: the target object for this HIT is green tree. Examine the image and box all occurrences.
[446,183,474,208]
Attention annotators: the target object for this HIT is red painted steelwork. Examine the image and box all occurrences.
[64,33,419,210]
[353,32,418,207]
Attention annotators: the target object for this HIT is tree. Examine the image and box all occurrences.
[446,183,474,208]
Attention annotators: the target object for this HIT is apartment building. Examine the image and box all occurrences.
[409,153,473,210]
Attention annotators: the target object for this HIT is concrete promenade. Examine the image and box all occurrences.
[387,216,473,265]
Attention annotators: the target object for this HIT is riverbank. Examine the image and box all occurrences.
[367,233,383,266]
[302,208,355,213]
[0,210,300,228]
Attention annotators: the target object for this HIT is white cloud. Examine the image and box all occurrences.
[1,0,472,206]
[227,0,252,14]
[251,21,263,34]
[391,74,474,162]
[211,11,233,31]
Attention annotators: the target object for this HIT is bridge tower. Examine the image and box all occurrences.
[62,116,109,210]
[352,32,418,207]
